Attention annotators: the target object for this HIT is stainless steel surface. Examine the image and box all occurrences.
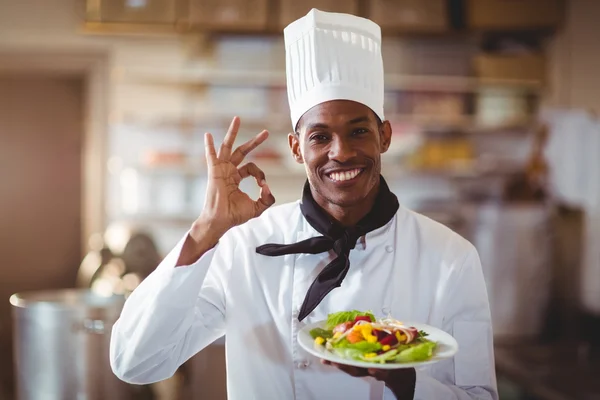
[10,289,132,400]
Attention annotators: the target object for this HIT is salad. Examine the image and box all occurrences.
[310,310,437,364]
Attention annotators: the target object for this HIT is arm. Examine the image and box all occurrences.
[109,227,234,384]
[398,246,498,400]
[109,117,276,384]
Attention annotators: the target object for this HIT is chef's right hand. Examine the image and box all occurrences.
[191,116,276,245]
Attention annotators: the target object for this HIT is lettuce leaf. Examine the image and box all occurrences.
[393,341,437,363]
[338,341,382,353]
[326,310,375,329]
[332,348,365,361]
[309,328,333,339]
[361,349,399,363]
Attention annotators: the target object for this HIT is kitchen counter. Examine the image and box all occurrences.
[495,339,600,400]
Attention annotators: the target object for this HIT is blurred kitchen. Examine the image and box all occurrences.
[1,0,599,399]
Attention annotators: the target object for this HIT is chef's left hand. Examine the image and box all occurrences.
[320,360,416,400]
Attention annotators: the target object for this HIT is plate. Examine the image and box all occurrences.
[298,320,459,370]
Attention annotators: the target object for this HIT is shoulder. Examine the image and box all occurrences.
[399,205,477,265]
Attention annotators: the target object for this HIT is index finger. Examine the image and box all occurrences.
[230,130,269,166]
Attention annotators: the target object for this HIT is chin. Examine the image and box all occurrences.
[324,193,368,208]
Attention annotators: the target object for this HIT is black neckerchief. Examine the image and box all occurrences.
[256,176,399,321]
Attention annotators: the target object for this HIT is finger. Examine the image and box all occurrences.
[237,162,266,186]
[323,361,369,377]
[254,183,275,216]
[230,130,269,166]
[218,116,240,160]
[204,132,218,165]
[367,368,390,381]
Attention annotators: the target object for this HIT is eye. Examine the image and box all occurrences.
[309,133,329,142]
[352,128,369,136]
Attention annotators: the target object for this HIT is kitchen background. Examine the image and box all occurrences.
[1,0,599,399]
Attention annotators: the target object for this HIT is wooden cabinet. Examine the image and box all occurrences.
[466,0,564,30]
[188,0,269,31]
[86,0,178,24]
[278,0,359,28]
[366,0,448,33]
[474,54,546,82]
[83,0,564,36]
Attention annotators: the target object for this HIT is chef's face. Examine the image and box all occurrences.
[288,100,392,207]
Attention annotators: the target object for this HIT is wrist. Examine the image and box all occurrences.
[385,368,416,400]
[190,216,229,245]
[175,218,226,267]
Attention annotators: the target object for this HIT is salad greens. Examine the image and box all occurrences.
[325,310,376,330]
[310,311,437,364]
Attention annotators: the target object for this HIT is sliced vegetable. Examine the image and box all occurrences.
[309,327,333,340]
[326,310,376,330]
[379,334,398,346]
[314,310,439,365]
[343,341,382,353]
[393,341,437,363]
[333,321,353,334]
[347,330,364,344]
[362,349,399,363]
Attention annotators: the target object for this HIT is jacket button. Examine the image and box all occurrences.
[297,360,310,369]
[385,245,394,253]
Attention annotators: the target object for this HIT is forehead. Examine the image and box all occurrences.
[297,100,377,131]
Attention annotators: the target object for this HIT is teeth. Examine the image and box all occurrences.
[328,169,361,182]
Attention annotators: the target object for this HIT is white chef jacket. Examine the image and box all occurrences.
[110,201,498,400]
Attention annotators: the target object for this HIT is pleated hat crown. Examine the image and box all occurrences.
[284,8,385,129]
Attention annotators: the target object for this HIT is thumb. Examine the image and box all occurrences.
[254,183,275,216]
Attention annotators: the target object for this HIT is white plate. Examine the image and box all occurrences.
[298,320,459,370]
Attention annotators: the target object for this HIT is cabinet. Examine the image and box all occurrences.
[474,54,546,82]
[466,0,564,30]
[188,0,269,31]
[366,0,448,33]
[86,0,178,24]
[278,0,359,28]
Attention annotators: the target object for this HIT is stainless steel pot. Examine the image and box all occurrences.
[10,289,133,400]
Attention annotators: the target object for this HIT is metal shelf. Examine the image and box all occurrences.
[115,68,544,93]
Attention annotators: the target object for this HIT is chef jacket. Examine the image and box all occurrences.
[110,201,498,399]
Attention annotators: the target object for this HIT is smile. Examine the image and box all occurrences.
[326,168,364,182]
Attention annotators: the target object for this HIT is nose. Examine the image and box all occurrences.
[328,136,357,163]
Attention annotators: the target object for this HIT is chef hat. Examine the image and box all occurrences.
[284,8,385,129]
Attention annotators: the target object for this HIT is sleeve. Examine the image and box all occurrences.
[109,230,236,385]
[384,246,498,400]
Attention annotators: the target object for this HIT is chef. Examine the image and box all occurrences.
[110,8,498,400]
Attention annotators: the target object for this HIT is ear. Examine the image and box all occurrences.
[288,132,304,164]
[379,120,392,154]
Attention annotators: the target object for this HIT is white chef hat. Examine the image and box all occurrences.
[284,8,385,130]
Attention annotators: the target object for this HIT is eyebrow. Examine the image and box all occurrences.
[348,116,371,124]
[305,122,330,131]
